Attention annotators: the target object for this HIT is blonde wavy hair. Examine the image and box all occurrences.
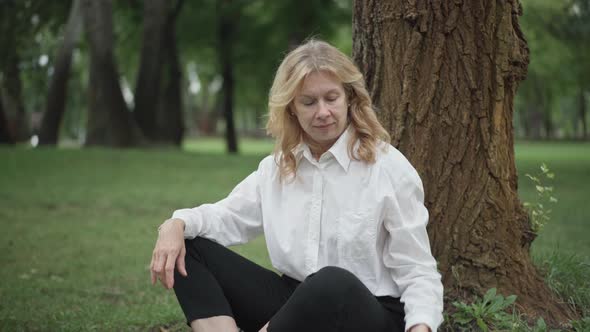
[266,39,390,180]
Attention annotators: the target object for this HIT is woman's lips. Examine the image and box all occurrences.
[314,123,334,129]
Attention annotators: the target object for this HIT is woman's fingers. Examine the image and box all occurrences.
[149,220,186,288]
[150,251,157,285]
[164,251,177,289]
[152,251,166,286]
[176,245,188,277]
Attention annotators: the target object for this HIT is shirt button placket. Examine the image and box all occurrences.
[305,166,323,274]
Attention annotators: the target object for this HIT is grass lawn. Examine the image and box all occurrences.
[0,139,588,331]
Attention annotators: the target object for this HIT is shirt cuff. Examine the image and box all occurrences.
[171,208,203,239]
[405,311,442,332]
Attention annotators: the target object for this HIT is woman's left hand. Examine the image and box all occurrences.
[409,323,430,332]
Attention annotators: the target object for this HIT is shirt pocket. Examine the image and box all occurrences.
[337,209,378,269]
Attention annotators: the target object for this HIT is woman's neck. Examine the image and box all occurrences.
[309,144,331,160]
[304,137,336,161]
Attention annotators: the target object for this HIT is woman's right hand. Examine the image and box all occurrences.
[150,218,188,289]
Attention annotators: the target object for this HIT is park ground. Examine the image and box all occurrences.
[0,139,588,331]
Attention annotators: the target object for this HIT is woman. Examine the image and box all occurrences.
[150,39,443,332]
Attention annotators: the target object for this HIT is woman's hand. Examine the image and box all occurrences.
[150,218,188,289]
[408,324,431,332]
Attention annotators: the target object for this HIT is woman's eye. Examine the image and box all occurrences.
[302,100,315,106]
[326,95,340,102]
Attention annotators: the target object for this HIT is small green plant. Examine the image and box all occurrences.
[571,316,590,332]
[451,288,517,331]
[530,317,548,332]
[523,163,558,233]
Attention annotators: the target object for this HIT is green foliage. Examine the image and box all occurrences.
[571,317,590,332]
[447,267,590,332]
[534,251,590,317]
[516,0,589,139]
[507,316,550,332]
[516,142,590,257]
[523,163,558,233]
[451,288,517,331]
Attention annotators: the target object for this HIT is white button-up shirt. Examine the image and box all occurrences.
[172,127,444,331]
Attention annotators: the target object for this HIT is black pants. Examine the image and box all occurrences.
[173,237,405,332]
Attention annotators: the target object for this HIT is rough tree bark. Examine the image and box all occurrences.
[133,0,168,142]
[218,0,238,154]
[38,0,83,145]
[81,0,143,147]
[353,0,574,325]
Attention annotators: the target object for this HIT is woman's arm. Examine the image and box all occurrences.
[150,157,268,289]
[172,158,269,246]
[382,169,444,331]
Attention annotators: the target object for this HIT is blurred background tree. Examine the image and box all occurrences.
[0,0,587,148]
[517,0,590,140]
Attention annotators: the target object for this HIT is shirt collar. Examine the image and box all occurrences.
[294,125,354,172]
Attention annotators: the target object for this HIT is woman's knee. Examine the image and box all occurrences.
[302,266,363,303]
[312,266,360,287]
[268,267,366,330]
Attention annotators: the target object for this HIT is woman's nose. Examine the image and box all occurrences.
[316,100,331,118]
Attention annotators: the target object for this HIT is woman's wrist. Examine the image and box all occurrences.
[158,218,185,233]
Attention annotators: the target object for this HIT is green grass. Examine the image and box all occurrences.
[0,145,272,331]
[183,137,275,155]
[0,139,588,331]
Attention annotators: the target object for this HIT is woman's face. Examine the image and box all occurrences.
[292,70,349,151]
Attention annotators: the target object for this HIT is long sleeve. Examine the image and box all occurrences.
[171,165,263,247]
[382,168,444,331]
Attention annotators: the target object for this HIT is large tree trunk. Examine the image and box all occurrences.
[218,0,238,154]
[133,0,168,142]
[353,0,574,325]
[38,0,83,146]
[155,0,185,146]
[81,0,143,147]
[0,52,28,141]
[0,2,27,142]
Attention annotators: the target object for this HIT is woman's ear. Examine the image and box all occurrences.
[287,104,297,117]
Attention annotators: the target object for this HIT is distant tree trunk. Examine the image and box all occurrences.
[133,0,168,142]
[156,0,184,146]
[0,1,27,143]
[0,52,28,141]
[579,87,587,140]
[288,2,313,49]
[0,89,14,144]
[196,83,213,135]
[543,109,554,139]
[218,0,238,153]
[81,0,143,147]
[520,103,532,139]
[38,0,83,146]
[353,0,574,326]
[539,82,553,139]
